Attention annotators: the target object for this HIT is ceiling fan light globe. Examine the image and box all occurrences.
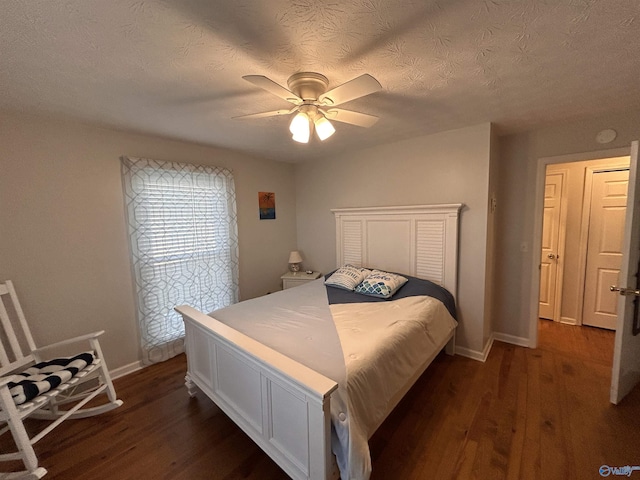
[289,112,309,136]
[292,131,310,143]
[314,116,335,141]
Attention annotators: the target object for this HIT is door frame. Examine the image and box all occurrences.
[528,147,631,348]
[576,163,631,326]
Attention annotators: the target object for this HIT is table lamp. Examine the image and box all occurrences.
[288,251,303,272]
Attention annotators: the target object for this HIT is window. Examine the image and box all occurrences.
[121,156,239,364]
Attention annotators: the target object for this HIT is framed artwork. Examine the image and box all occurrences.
[259,192,276,219]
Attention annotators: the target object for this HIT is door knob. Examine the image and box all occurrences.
[610,285,640,296]
[547,253,556,259]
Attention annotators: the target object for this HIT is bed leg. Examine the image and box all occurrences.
[445,333,455,356]
[185,373,221,414]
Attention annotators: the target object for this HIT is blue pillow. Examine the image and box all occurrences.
[354,270,408,298]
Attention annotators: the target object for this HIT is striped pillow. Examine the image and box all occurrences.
[325,265,371,291]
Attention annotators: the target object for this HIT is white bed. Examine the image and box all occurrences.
[175,203,462,480]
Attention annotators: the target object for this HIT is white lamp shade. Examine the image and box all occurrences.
[290,112,310,143]
[314,116,335,141]
[288,251,303,264]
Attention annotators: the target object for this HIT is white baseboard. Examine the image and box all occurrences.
[492,332,530,348]
[560,316,578,325]
[111,360,144,380]
[111,332,529,378]
[455,334,494,362]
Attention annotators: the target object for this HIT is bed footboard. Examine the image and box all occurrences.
[175,305,339,480]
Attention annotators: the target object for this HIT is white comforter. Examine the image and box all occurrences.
[210,278,457,480]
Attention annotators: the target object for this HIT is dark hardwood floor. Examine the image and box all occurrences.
[6,320,640,479]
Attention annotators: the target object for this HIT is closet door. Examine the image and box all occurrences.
[582,169,629,330]
[539,172,565,320]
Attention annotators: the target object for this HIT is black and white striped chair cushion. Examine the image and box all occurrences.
[6,352,95,405]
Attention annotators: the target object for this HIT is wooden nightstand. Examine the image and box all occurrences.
[281,271,322,290]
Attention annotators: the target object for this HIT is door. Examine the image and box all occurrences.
[582,169,629,330]
[539,172,564,320]
[610,141,640,404]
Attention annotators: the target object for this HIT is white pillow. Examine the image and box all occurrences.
[354,269,408,298]
[324,265,371,291]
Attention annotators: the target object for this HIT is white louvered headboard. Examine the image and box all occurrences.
[332,204,463,299]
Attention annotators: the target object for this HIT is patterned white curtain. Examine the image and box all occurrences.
[121,156,239,364]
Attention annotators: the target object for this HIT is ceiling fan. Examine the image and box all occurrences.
[235,72,382,143]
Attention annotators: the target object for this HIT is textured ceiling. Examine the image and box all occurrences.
[1,0,639,162]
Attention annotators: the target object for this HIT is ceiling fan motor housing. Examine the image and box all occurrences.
[287,72,329,102]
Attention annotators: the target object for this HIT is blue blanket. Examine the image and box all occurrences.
[324,272,457,320]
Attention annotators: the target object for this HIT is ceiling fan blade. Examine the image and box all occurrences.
[324,108,379,128]
[319,74,382,106]
[242,75,302,104]
[233,108,296,119]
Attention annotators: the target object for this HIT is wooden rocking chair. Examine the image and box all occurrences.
[0,280,123,478]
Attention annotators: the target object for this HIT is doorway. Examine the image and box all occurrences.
[531,142,640,404]
[538,158,630,330]
[531,150,632,348]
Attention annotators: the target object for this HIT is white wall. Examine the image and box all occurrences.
[295,123,493,354]
[0,111,297,370]
[493,109,640,340]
